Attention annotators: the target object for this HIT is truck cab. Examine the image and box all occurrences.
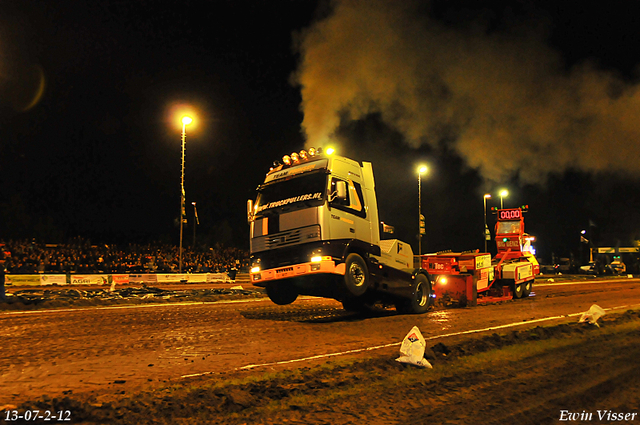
[247,148,433,313]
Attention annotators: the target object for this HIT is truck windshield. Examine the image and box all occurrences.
[255,171,326,216]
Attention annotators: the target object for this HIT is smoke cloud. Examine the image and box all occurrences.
[293,0,640,183]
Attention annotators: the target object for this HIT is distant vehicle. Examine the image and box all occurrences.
[539,264,556,274]
[607,260,626,275]
[553,258,573,274]
[580,259,626,276]
[579,261,601,276]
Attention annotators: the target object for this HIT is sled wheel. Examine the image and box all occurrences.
[513,282,524,299]
[344,253,370,297]
[396,274,432,314]
[522,280,532,298]
[266,282,298,305]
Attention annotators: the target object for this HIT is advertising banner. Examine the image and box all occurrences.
[156,274,188,283]
[5,275,41,286]
[206,273,231,283]
[40,275,68,286]
[110,274,129,285]
[70,274,109,285]
[475,254,492,270]
[186,274,208,283]
[174,274,189,282]
[129,274,158,284]
[256,192,323,213]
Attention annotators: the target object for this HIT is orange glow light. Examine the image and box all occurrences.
[166,101,200,132]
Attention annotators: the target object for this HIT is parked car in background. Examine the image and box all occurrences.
[553,258,575,274]
[539,264,556,274]
[607,260,626,275]
[580,259,626,276]
[579,261,602,275]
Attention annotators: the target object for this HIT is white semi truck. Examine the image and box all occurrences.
[247,147,433,313]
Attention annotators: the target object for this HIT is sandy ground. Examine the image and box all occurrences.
[1,275,640,423]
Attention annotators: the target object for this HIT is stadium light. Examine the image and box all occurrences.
[499,189,509,209]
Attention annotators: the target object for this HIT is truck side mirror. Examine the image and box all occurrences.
[335,180,347,201]
[247,199,254,223]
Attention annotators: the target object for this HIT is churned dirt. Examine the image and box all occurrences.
[2,276,640,424]
[0,282,263,312]
[8,311,640,425]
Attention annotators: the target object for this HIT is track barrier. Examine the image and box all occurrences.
[4,272,239,287]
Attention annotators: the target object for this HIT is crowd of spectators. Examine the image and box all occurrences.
[0,238,249,275]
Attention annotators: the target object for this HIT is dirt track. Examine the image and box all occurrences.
[2,276,640,423]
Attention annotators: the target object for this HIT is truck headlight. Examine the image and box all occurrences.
[311,255,331,263]
[251,266,261,274]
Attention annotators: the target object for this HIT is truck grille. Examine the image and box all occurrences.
[276,267,294,274]
[251,225,320,252]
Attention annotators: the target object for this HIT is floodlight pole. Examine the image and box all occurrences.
[417,166,427,255]
[179,117,191,273]
[418,172,422,255]
[483,194,491,252]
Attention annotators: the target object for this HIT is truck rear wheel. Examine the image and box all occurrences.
[344,253,370,297]
[266,282,298,305]
[522,280,532,297]
[396,274,432,314]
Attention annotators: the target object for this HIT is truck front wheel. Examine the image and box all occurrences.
[344,253,370,297]
[396,274,432,314]
[266,282,298,305]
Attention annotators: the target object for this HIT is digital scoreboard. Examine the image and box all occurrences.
[498,208,521,220]
[492,205,528,220]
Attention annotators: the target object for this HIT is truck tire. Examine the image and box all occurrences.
[266,282,298,305]
[513,282,524,299]
[396,274,432,314]
[344,253,370,297]
[522,280,532,297]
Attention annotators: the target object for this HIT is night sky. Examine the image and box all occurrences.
[2,0,640,264]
